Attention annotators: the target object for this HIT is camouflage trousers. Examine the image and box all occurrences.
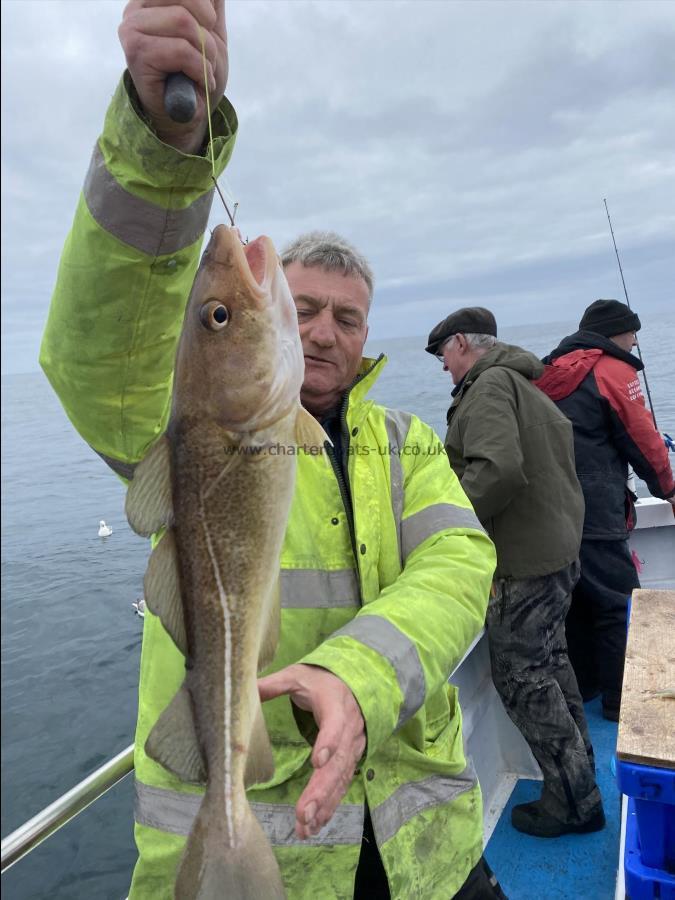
[487,560,602,824]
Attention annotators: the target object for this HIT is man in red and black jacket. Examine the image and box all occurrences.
[538,299,675,721]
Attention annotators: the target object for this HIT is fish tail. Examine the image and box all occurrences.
[175,790,286,900]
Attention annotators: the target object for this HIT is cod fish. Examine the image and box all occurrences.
[126,225,325,899]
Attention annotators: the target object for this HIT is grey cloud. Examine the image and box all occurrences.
[2,0,674,376]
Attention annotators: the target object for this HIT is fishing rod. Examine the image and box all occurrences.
[603,199,659,432]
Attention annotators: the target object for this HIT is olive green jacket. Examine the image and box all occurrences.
[444,343,584,579]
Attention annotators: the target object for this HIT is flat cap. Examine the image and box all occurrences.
[425,307,497,355]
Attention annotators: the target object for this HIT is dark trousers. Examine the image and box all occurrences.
[486,561,601,823]
[566,538,640,711]
[353,810,507,898]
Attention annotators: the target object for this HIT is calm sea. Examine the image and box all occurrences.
[2,317,674,899]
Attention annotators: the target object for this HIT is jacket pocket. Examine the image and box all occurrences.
[424,684,460,758]
[580,472,627,537]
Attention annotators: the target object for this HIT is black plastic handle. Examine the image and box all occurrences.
[164,72,197,123]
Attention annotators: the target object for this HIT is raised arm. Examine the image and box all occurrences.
[40,1,237,476]
[119,0,228,153]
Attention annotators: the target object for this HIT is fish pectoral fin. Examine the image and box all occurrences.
[295,405,331,449]
[125,434,173,537]
[145,682,206,784]
[143,529,187,656]
[244,696,275,787]
[258,579,281,673]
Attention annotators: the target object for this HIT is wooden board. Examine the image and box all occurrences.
[616,589,675,769]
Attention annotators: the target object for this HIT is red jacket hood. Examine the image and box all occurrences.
[534,348,603,401]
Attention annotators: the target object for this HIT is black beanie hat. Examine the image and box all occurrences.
[425,307,497,355]
[579,299,641,338]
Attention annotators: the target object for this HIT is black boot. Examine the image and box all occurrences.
[511,800,606,837]
[601,698,620,722]
[581,687,601,703]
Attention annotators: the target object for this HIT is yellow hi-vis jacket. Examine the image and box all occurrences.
[40,76,497,900]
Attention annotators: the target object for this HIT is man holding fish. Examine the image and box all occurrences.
[40,1,501,897]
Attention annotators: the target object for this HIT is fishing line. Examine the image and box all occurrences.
[200,26,238,228]
[603,199,659,431]
[201,26,216,177]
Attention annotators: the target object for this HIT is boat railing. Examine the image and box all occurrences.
[1,743,134,873]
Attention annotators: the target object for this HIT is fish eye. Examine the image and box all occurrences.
[200,301,230,331]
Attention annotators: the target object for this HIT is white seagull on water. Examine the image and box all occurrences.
[132,597,146,618]
[98,520,113,537]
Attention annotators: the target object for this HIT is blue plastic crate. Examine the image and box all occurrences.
[625,798,675,900]
[616,759,675,871]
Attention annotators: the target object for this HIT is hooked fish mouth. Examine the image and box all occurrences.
[206,226,277,297]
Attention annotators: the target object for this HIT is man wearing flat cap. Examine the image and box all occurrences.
[426,307,605,839]
[539,300,675,722]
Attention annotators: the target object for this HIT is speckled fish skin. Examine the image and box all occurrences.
[133,225,313,899]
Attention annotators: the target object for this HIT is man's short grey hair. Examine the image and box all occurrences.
[281,231,374,302]
[463,333,498,350]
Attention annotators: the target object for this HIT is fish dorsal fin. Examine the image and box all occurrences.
[145,680,206,784]
[125,434,173,537]
[144,529,187,656]
[257,578,281,673]
[244,686,275,788]
[295,405,331,450]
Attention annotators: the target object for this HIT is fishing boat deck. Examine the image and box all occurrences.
[486,696,620,899]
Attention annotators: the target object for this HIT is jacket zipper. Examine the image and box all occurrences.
[325,438,357,558]
[324,355,384,562]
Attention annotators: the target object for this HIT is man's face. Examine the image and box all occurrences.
[284,262,370,417]
[610,330,638,354]
[439,335,463,385]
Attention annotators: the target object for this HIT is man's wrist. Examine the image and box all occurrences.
[126,74,209,156]
[155,123,209,155]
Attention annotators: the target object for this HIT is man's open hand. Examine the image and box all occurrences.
[259,664,366,839]
[119,0,228,153]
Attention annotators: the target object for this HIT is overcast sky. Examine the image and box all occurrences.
[2,0,674,375]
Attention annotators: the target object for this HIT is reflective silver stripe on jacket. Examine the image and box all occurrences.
[371,764,478,845]
[384,410,411,565]
[401,504,486,562]
[79,510,357,607]
[134,780,364,845]
[84,144,213,256]
[281,568,360,609]
[332,615,425,727]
